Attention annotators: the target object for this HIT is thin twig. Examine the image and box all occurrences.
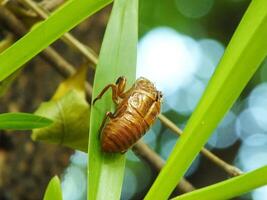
[158,114,243,177]
[4,0,37,18]
[132,140,195,194]
[39,0,65,11]
[19,0,98,66]
[0,32,14,52]
[0,6,93,95]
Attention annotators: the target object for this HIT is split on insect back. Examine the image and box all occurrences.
[93,76,163,153]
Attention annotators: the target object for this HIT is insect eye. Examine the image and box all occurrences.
[158,92,163,99]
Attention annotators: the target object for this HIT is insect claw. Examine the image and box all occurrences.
[92,98,98,105]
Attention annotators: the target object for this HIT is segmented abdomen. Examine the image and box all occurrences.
[101,110,149,153]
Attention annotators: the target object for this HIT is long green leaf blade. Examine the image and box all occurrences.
[88,0,138,199]
[172,166,267,200]
[0,0,112,81]
[145,0,267,199]
[43,176,63,200]
[0,112,53,130]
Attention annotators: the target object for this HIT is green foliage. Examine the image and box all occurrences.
[0,112,53,130]
[146,0,267,199]
[0,34,17,97]
[173,166,267,200]
[32,66,90,152]
[43,176,63,200]
[88,0,138,199]
[0,0,112,82]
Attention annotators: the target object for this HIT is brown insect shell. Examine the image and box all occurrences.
[101,77,162,153]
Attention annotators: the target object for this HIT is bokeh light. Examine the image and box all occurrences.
[208,111,238,149]
[70,151,88,167]
[234,70,267,199]
[137,27,202,97]
[196,39,224,82]
[235,107,265,141]
[137,27,227,118]
[61,151,87,200]
[252,186,267,200]
[236,142,267,172]
[61,165,87,200]
[247,83,267,132]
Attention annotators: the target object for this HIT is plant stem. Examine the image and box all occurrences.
[172,166,267,200]
[132,140,195,194]
[158,114,243,177]
[20,0,98,66]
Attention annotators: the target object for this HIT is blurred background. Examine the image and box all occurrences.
[1,0,267,199]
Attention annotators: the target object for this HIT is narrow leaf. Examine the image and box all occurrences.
[88,0,138,199]
[0,34,17,97]
[0,0,112,81]
[43,176,63,200]
[0,112,53,130]
[172,166,267,200]
[146,0,267,199]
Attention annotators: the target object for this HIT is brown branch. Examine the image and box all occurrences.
[0,32,14,52]
[39,0,65,11]
[19,0,98,66]
[132,140,195,194]
[0,6,93,95]
[3,0,37,18]
[158,114,243,177]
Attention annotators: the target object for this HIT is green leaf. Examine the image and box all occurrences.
[0,34,17,97]
[43,176,62,200]
[0,0,112,81]
[0,112,53,130]
[32,66,90,152]
[172,166,267,200]
[145,0,267,199]
[88,0,138,199]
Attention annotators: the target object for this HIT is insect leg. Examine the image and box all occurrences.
[93,84,119,105]
[98,111,116,139]
[144,101,161,126]
[116,76,128,98]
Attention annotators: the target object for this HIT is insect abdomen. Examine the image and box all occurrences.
[101,112,148,153]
